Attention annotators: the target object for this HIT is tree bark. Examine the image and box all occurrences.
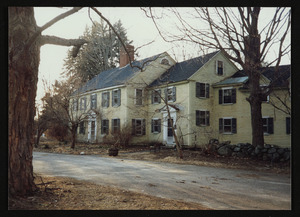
[8,7,87,197]
[243,8,265,147]
[71,124,77,149]
[8,7,39,196]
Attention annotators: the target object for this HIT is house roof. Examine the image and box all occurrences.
[149,51,219,87]
[214,65,290,88]
[213,76,249,86]
[72,53,162,95]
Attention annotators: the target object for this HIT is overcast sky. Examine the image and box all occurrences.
[34,7,291,108]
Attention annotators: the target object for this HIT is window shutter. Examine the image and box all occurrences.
[90,95,93,109]
[158,119,161,133]
[219,118,223,133]
[206,111,210,126]
[219,89,223,104]
[286,117,291,134]
[158,89,161,103]
[164,88,168,101]
[206,84,210,98]
[196,110,200,126]
[94,94,97,108]
[102,93,105,107]
[132,119,136,135]
[215,60,218,74]
[117,89,121,106]
[142,119,146,135]
[232,88,236,103]
[84,97,87,110]
[268,118,274,134]
[151,91,154,104]
[83,121,86,135]
[151,119,154,133]
[117,119,120,131]
[172,86,176,102]
[196,82,200,98]
[232,118,237,133]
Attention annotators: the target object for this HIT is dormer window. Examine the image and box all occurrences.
[161,58,170,66]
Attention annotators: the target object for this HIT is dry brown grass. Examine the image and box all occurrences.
[9,175,211,210]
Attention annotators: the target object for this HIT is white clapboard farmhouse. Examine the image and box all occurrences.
[70,46,291,148]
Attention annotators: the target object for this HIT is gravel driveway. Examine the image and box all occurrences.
[33,152,291,210]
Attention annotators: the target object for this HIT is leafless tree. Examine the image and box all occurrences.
[8,7,141,196]
[142,7,291,147]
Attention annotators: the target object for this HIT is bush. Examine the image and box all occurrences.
[103,124,133,148]
[46,123,69,142]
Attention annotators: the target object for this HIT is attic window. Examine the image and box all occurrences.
[161,58,170,65]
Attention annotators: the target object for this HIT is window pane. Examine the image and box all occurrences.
[136,89,143,105]
[223,89,232,103]
[200,83,205,97]
[136,120,142,135]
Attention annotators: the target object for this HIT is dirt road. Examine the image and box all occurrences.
[33,152,291,210]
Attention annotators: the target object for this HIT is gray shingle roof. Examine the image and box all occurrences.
[149,51,219,87]
[73,53,162,95]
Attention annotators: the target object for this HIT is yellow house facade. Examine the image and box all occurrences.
[70,50,291,148]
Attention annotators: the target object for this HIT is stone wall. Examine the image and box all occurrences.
[207,139,290,162]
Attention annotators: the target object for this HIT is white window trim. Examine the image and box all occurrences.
[112,89,120,107]
[221,87,235,105]
[222,117,234,135]
[91,93,97,109]
[153,89,161,104]
[216,60,224,75]
[151,118,160,134]
[167,86,174,103]
[197,109,209,126]
[101,119,109,135]
[102,91,109,108]
[134,118,144,136]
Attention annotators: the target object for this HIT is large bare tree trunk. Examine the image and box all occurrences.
[244,8,264,147]
[8,7,39,196]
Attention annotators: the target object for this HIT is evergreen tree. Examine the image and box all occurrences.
[63,19,132,82]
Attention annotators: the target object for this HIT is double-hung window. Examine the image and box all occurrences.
[262,117,274,134]
[165,86,176,102]
[216,60,224,75]
[112,118,120,134]
[90,94,97,109]
[152,89,161,104]
[101,119,109,135]
[196,110,210,126]
[135,89,143,105]
[80,97,87,111]
[219,88,236,104]
[151,119,161,133]
[219,118,237,134]
[73,99,78,111]
[112,89,121,107]
[132,119,146,136]
[102,92,109,108]
[196,82,209,98]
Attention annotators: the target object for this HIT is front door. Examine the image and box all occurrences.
[88,120,96,142]
[167,119,174,144]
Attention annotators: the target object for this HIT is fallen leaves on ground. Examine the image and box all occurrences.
[9,175,211,210]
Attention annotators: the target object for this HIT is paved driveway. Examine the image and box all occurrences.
[33,152,291,210]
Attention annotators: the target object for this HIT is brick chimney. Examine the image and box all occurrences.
[119,44,134,67]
